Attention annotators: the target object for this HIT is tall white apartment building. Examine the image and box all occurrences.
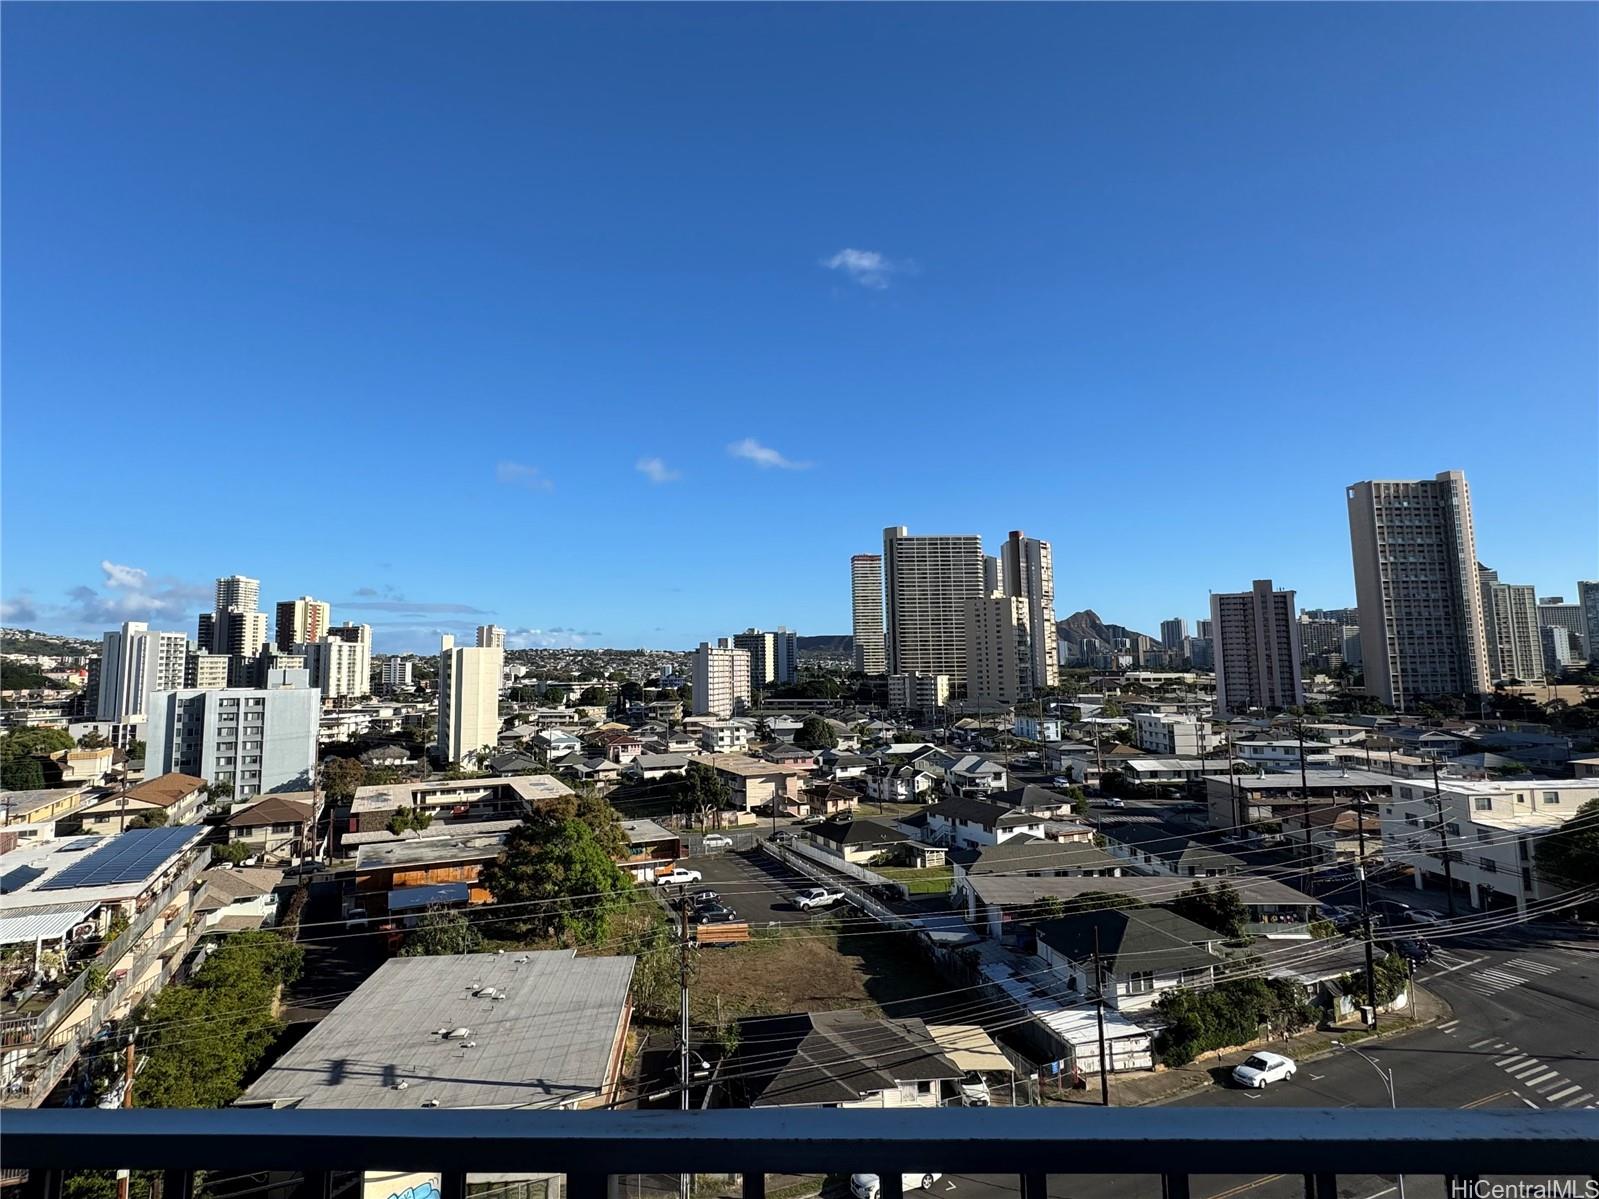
[437,635,503,765]
[275,596,331,651]
[184,646,231,691]
[200,575,270,686]
[773,627,797,685]
[379,658,415,695]
[963,593,1035,705]
[1000,530,1059,689]
[883,526,985,680]
[1347,471,1491,711]
[851,554,887,675]
[733,629,778,686]
[1378,778,1599,913]
[1542,626,1583,675]
[887,672,950,717]
[1160,618,1187,651]
[145,684,319,798]
[1478,568,1542,683]
[1211,580,1304,716]
[1536,599,1587,661]
[303,636,372,699]
[214,575,261,612]
[96,622,187,722]
[476,625,506,650]
[692,639,751,719]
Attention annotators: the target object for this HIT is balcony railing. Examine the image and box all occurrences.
[5,1108,1596,1199]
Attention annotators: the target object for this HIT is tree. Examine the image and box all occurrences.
[478,817,633,945]
[206,779,234,803]
[618,680,645,704]
[320,756,367,806]
[127,809,168,830]
[754,719,774,743]
[1169,881,1250,940]
[400,909,483,956]
[213,841,254,866]
[1,755,44,792]
[577,686,607,707]
[77,729,111,750]
[133,931,302,1108]
[542,685,570,705]
[677,760,731,824]
[795,716,838,751]
[387,806,434,835]
[629,914,691,1020]
[1537,798,1599,889]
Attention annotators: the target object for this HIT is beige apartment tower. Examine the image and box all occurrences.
[883,526,985,680]
[437,634,503,765]
[476,625,506,650]
[692,639,751,718]
[1347,471,1491,711]
[1000,529,1059,689]
[964,593,1035,705]
[850,554,887,675]
[275,596,331,651]
[1211,580,1304,715]
[1478,567,1542,684]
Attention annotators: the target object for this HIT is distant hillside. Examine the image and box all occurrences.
[2,628,96,657]
[797,634,853,658]
[1056,610,1156,645]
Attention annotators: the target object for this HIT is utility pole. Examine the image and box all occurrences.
[1092,927,1110,1107]
[1295,719,1314,876]
[1428,759,1457,916]
[115,1030,136,1199]
[677,887,692,1199]
[1225,728,1241,833]
[1354,791,1378,1025]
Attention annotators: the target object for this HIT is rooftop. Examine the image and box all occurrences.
[225,794,315,828]
[349,773,573,816]
[952,836,1121,875]
[1034,907,1224,974]
[731,1010,963,1107]
[0,826,206,913]
[968,872,1316,909]
[238,950,635,1110]
[117,772,207,808]
[354,832,508,871]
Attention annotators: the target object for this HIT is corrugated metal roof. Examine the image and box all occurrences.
[0,903,93,946]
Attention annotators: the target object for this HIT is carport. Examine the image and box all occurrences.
[927,1022,1017,1105]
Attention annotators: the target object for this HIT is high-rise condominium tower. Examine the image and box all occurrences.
[437,634,503,765]
[1478,567,1542,683]
[1161,618,1188,651]
[275,597,331,651]
[1347,471,1490,711]
[476,625,505,650]
[1580,582,1599,662]
[883,526,985,680]
[692,639,751,718]
[999,530,1059,689]
[850,555,887,675]
[964,593,1035,704]
[1211,580,1304,715]
[97,622,187,722]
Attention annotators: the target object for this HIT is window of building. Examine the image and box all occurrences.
[1477,830,1490,844]
[1127,971,1155,994]
[1473,797,1492,811]
[1542,792,1561,806]
[1479,857,1496,873]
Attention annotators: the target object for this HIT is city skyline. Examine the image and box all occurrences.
[2,5,1594,652]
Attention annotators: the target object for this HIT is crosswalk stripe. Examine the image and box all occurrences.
[1497,1055,1529,1068]
[1470,1038,1498,1049]
[1545,1085,1582,1102]
[1506,959,1558,975]
[1438,1019,1460,1030]
[1507,1062,1546,1079]
[1563,1093,1594,1108]
[1525,1072,1562,1090]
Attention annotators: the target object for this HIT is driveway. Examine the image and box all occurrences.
[675,845,828,928]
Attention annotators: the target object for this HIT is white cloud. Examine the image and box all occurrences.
[821,247,899,290]
[495,461,554,492]
[636,456,681,484]
[727,438,811,471]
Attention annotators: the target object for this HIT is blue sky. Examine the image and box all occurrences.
[3,3,1595,653]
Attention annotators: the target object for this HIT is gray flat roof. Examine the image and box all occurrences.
[355,833,507,871]
[968,873,1316,908]
[349,774,573,815]
[239,950,634,1109]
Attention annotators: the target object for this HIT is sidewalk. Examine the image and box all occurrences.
[1064,983,1451,1108]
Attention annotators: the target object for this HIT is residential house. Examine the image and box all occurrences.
[36,746,119,788]
[797,781,861,820]
[238,950,635,1110]
[617,818,682,883]
[352,830,509,917]
[950,836,1121,914]
[1234,739,1335,770]
[222,794,315,863]
[916,796,1045,849]
[1033,908,1225,1013]
[595,731,645,765]
[805,817,911,866]
[646,730,700,756]
[1369,727,1465,760]
[700,722,752,755]
[1278,806,1381,866]
[707,754,810,815]
[864,759,941,805]
[727,1010,964,1109]
[945,754,1008,797]
[194,866,284,931]
[358,744,415,771]
[346,774,574,836]
[763,745,816,769]
[75,773,209,835]
[1100,823,1247,878]
[531,729,584,763]
[822,752,872,782]
[626,752,692,783]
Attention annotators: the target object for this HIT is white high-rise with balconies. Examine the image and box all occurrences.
[692,639,751,718]
[1347,471,1491,711]
[437,635,503,765]
[1211,580,1304,716]
[883,526,985,681]
[1478,567,1542,683]
[733,629,778,686]
[302,627,373,699]
[1000,530,1059,690]
[476,625,505,650]
[96,622,187,722]
[964,593,1035,705]
[850,554,887,675]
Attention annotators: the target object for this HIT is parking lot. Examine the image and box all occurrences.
[671,844,826,928]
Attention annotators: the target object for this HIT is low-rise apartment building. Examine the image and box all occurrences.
[1132,713,1220,757]
[1033,908,1225,1014]
[75,772,208,835]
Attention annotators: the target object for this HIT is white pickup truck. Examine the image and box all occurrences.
[793,886,845,911]
[655,866,703,887]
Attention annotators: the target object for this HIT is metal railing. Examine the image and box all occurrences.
[5,1107,1596,1199]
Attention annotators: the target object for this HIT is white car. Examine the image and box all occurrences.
[1404,909,1442,927]
[701,833,733,851]
[794,886,845,911]
[850,1175,942,1199]
[955,1071,990,1106]
[655,867,703,887]
[1232,1051,1297,1089]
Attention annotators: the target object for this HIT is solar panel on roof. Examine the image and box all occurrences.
[0,864,47,894]
[38,826,203,891]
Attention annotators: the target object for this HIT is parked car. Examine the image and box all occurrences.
[701,833,733,851]
[1051,776,1073,788]
[1393,938,1434,963]
[771,830,796,844]
[1231,1051,1297,1089]
[1403,909,1442,927]
[689,889,721,907]
[694,905,740,924]
[1372,899,1412,922]
[794,886,845,911]
[655,867,703,887]
[850,1175,942,1199]
[955,1071,990,1106]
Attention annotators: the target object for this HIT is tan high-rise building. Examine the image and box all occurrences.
[437,634,503,765]
[964,593,1035,705]
[476,625,505,650]
[692,639,751,718]
[1000,530,1059,689]
[1211,580,1303,715]
[304,626,373,699]
[883,526,985,680]
[733,629,778,686]
[1347,471,1491,711]
[850,555,887,675]
[1478,567,1541,684]
[275,597,332,650]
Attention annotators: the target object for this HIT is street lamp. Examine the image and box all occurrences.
[1330,1040,1404,1199]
